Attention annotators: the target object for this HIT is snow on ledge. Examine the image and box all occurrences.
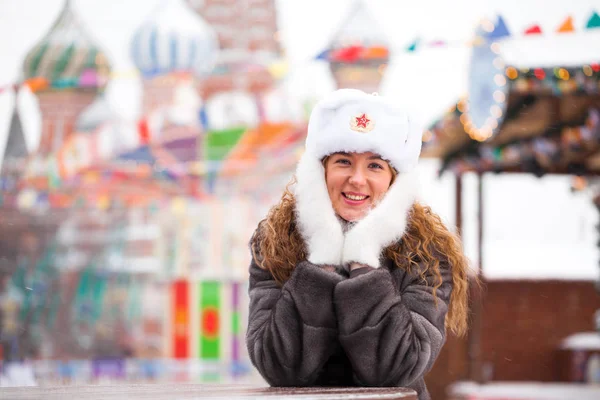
[448,381,600,399]
[500,31,600,68]
[560,331,600,350]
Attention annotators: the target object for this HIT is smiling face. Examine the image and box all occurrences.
[324,151,394,222]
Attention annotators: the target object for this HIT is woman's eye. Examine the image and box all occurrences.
[369,163,384,169]
[335,159,351,165]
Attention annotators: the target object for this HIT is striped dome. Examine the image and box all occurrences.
[131,0,218,78]
[22,1,111,91]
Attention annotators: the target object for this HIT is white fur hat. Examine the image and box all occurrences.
[294,89,423,266]
[304,88,422,172]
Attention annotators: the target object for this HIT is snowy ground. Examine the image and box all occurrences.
[449,381,600,400]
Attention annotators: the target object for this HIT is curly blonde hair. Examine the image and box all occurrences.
[251,177,472,337]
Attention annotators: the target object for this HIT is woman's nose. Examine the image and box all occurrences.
[348,168,367,186]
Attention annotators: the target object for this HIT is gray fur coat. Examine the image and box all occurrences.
[245,225,453,400]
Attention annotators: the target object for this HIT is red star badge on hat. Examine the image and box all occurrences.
[355,114,370,128]
[350,113,374,133]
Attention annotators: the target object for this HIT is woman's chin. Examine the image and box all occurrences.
[339,210,367,223]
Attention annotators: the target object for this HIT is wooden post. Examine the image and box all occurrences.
[451,173,472,385]
[468,172,485,382]
[455,175,463,239]
[477,173,484,277]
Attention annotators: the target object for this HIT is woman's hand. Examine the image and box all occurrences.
[348,262,369,271]
[320,264,337,273]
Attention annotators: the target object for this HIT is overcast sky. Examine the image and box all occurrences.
[1,0,598,117]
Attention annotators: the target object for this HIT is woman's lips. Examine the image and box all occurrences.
[342,192,369,205]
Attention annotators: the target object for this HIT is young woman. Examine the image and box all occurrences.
[245,89,471,400]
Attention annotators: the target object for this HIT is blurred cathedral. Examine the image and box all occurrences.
[191,0,281,96]
[190,0,280,54]
[0,0,392,364]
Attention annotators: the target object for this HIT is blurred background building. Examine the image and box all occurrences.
[0,0,600,399]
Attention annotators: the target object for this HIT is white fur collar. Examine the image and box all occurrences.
[354,169,418,240]
[341,170,419,267]
[293,152,419,267]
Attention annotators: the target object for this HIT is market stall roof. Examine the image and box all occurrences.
[424,94,600,176]
[501,31,600,69]
[422,15,600,176]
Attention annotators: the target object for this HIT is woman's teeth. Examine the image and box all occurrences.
[344,193,368,201]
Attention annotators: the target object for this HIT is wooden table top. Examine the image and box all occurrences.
[2,383,418,399]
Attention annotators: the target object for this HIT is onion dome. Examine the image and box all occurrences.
[22,0,111,91]
[131,0,219,78]
[325,0,389,64]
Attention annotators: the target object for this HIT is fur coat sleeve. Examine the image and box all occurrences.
[245,235,344,386]
[334,256,452,392]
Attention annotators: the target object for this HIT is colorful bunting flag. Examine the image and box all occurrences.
[220,122,296,176]
[524,25,543,35]
[330,45,363,63]
[204,127,247,162]
[200,281,220,360]
[199,107,209,130]
[172,280,190,359]
[406,39,419,52]
[587,11,600,29]
[137,118,151,145]
[362,46,389,59]
[24,77,49,92]
[267,60,289,80]
[315,49,330,60]
[557,16,574,33]
[429,40,446,47]
[488,16,510,39]
[47,156,62,189]
[231,282,241,366]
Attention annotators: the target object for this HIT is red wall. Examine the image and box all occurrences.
[425,280,600,400]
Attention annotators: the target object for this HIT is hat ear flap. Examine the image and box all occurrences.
[294,153,345,265]
[397,118,423,172]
